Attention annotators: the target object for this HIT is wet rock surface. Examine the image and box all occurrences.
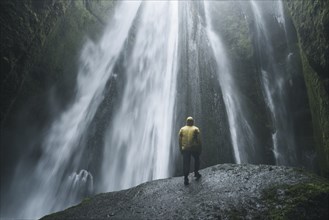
[42,164,329,220]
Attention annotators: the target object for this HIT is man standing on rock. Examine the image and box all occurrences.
[179,116,202,185]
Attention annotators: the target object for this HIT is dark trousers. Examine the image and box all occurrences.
[183,151,200,178]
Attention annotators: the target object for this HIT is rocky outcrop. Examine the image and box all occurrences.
[285,0,329,178]
[42,164,329,220]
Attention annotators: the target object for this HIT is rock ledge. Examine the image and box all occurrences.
[42,164,329,220]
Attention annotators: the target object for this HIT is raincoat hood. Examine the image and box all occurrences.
[186,117,194,126]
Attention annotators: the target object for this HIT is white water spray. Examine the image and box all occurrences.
[101,1,179,191]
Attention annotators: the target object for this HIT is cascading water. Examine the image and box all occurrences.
[7,1,142,218]
[204,1,257,164]
[100,1,179,192]
[1,1,315,219]
[250,0,298,165]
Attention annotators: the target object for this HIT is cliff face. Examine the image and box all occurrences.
[1,0,329,204]
[1,0,69,126]
[285,0,329,178]
[41,164,329,220]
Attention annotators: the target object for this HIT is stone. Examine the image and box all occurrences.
[41,164,329,220]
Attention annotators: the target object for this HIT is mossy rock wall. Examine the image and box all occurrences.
[285,0,329,178]
[1,0,70,126]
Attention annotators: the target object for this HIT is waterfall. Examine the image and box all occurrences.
[204,1,257,164]
[250,0,297,166]
[1,1,314,219]
[11,1,142,218]
[100,1,179,192]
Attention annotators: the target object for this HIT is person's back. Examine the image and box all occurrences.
[179,117,202,185]
[179,125,201,153]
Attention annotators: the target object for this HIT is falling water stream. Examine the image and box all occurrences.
[250,0,298,165]
[101,1,179,192]
[13,1,142,218]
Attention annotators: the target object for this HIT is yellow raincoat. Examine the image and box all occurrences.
[179,117,202,153]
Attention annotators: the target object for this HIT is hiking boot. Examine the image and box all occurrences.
[195,172,201,180]
[184,177,189,185]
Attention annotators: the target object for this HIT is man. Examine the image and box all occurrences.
[179,116,202,185]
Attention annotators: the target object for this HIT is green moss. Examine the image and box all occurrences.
[81,197,91,204]
[226,209,247,220]
[263,182,329,219]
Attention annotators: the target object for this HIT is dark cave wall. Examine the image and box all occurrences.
[1,0,70,128]
[285,0,329,178]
